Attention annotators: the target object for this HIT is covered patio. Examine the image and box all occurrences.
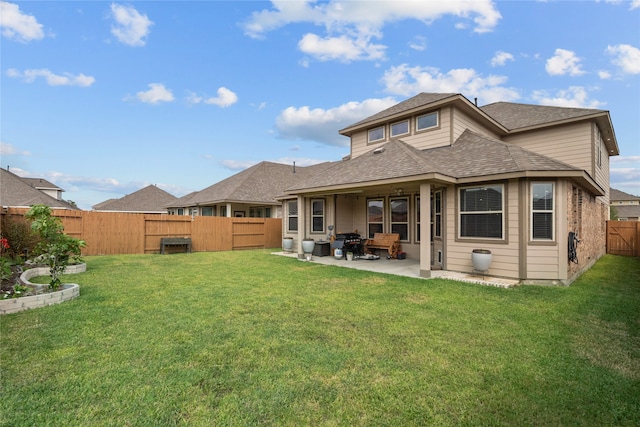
[273,251,519,288]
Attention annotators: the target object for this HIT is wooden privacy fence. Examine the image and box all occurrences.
[1,208,282,256]
[606,220,640,257]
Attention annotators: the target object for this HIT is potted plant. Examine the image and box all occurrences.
[346,251,354,261]
[471,249,492,272]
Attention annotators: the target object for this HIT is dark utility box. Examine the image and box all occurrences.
[313,241,331,257]
[396,252,406,259]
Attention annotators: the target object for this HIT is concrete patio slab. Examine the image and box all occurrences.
[272,251,519,288]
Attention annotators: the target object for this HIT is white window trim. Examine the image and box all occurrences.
[531,182,555,241]
[390,119,410,138]
[368,126,385,143]
[367,198,385,239]
[416,111,439,132]
[458,184,505,240]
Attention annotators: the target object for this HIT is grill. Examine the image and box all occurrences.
[331,233,364,257]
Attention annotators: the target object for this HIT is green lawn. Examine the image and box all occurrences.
[1,251,639,426]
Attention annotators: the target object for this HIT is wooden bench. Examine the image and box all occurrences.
[160,237,192,254]
[364,233,401,258]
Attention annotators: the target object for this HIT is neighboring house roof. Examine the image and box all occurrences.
[168,161,334,208]
[613,205,640,219]
[286,130,597,194]
[92,185,177,213]
[0,168,78,209]
[610,188,640,202]
[20,177,64,193]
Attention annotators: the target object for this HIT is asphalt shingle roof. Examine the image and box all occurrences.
[610,188,640,201]
[287,130,580,192]
[0,168,77,209]
[168,161,334,207]
[92,185,177,212]
[480,102,604,131]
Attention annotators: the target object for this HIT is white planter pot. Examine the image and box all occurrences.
[283,238,294,252]
[346,253,354,261]
[302,239,315,254]
[334,249,343,259]
[472,249,492,271]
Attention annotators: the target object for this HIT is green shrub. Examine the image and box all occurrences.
[0,214,41,260]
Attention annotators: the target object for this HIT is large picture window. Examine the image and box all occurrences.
[390,198,409,241]
[531,183,554,240]
[312,199,324,232]
[367,199,384,238]
[459,185,503,239]
[287,200,298,232]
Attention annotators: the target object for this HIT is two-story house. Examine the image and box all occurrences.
[610,188,640,221]
[282,93,618,285]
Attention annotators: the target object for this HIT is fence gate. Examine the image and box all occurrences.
[232,219,266,250]
[607,221,640,257]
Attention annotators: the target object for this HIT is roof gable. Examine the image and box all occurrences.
[169,161,334,207]
[0,169,77,209]
[287,130,581,193]
[93,185,177,212]
[610,188,640,201]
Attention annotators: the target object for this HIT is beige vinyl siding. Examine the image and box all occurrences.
[526,245,560,280]
[452,107,501,141]
[594,124,611,204]
[444,181,520,279]
[503,122,592,172]
[349,108,455,158]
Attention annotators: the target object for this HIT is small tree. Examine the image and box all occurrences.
[25,205,85,290]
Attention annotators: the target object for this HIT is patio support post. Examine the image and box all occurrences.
[420,182,432,278]
[296,195,305,259]
[226,203,232,217]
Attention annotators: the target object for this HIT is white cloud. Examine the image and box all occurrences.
[298,33,385,62]
[187,87,238,107]
[408,35,427,51]
[606,44,640,74]
[491,50,514,67]
[598,70,612,79]
[0,141,31,156]
[545,48,585,76]
[380,64,520,104]
[531,86,604,108]
[132,83,174,104]
[275,97,398,146]
[0,1,44,42]
[242,1,500,62]
[205,87,238,107]
[110,3,153,47]
[631,0,640,9]
[220,159,259,171]
[6,68,95,86]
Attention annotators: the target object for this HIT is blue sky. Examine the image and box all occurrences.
[1,0,639,210]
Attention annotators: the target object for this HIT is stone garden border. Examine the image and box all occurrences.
[0,263,86,315]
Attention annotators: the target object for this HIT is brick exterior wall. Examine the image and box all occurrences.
[567,183,607,283]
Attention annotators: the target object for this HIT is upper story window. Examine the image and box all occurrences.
[416,111,438,131]
[459,184,504,239]
[531,183,554,240]
[390,120,409,138]
[368,126,385,143]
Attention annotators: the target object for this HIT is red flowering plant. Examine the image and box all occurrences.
[0,237,12,287]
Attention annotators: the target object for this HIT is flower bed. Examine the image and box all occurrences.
[0,263,85,315]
